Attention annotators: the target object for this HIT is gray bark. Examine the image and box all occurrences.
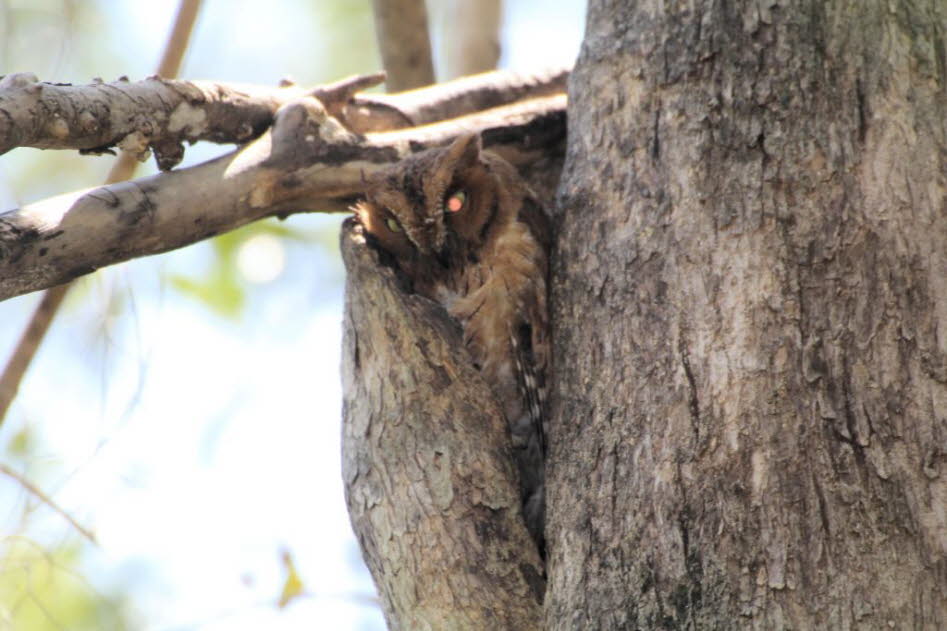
[548,0,947,629]
[0,82,565,302]
[341,220,544,630]
[0,70,563,165]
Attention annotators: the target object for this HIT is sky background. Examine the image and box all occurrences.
[0,1,584,629]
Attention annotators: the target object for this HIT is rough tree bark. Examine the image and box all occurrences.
[341,222,545,629]
[548,1,947,629]
[4,0,945,628]
[0,71,566,301]
[343,0,947,629]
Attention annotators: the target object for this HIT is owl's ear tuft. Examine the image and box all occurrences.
[444,133,482,170]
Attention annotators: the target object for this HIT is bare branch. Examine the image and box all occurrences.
[441,0,502,79]
[0,94,566,302]
[0,69,567,166]
[0,0,205,430]
[340,220,544,629]
[0,75,301,169]
[371,0,436,91]
[0,463,97,545]
[156,0,202,78]
[346,66,569,130]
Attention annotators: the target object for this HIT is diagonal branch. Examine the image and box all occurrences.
[0,0,204,428]
[0,94,566,302]
[0,463,97,544]
[346,66,568,130]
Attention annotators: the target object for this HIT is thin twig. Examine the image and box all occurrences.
[0,0,203,429]
[0,463,97,545]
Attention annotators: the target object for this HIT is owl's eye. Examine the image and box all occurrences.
[445,190,467,214]
[385,216,403,233]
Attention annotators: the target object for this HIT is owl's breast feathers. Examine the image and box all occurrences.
[447,194,548,431]
[445,182,550,548]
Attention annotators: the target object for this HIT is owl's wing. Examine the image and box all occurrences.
[515,196,553,253]
[512,321,547,455]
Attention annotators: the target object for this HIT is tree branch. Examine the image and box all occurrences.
[340,219,544,629]
[0,0,205,429]
[0,463,97,545]
[441,0,502,79]
[0,68,567,168]
[347,66,568,130]
[0,94,566,302]
[0,74,306,169]
[0,284,68,421]
[371,0,436,91]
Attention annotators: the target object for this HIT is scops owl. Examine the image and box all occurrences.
[354,133,550,548]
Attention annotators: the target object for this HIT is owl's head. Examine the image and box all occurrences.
[355,133,498,266]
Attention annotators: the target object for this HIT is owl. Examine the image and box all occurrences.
[354,133,550,549]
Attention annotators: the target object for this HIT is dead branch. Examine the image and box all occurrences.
[371,0,436,91]
[0,74,299,169]
[0,94,565,302]
[0,68,567,167]
[340,219,544,629]
[0,0,204,430]
[346,66,568,131]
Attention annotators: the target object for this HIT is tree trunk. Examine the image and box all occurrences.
[341,220,544,630]
[341,0,947,628]
[549,1,947,629]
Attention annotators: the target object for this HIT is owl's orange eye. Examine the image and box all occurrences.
[445,190,467,214]
[385,216,403,232]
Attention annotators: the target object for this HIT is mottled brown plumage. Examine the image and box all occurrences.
[354,134,549,548]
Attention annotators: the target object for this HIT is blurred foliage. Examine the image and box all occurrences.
[316,1,377,80]
[0,1,382,629]
[5,425,34,459]
[1,1,113,81]
[168,218,320,318]
[0,538,134,631]
[277,548,305,609]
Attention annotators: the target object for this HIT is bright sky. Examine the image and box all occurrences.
[0,2,585,629]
